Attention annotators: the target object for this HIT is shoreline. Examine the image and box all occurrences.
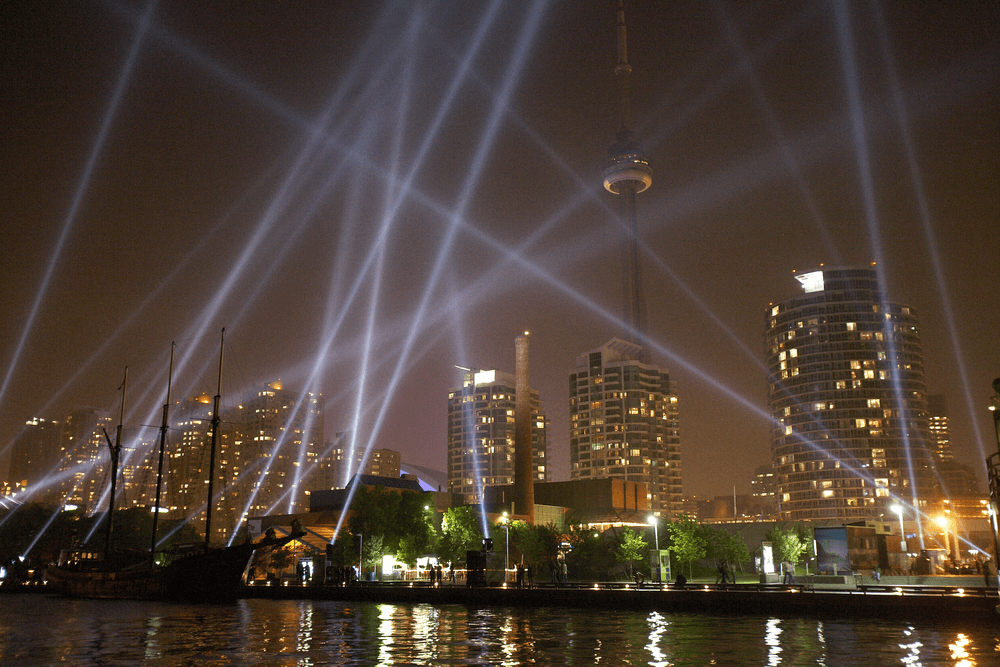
[241,579,1000,622]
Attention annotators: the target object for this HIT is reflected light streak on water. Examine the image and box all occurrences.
[646,610,670,667]
[767,617,783,666]
[2,598,999,666]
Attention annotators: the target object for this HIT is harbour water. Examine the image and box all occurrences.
[1,595,997,666]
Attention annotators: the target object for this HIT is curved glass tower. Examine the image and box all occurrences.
[765,267,937,521]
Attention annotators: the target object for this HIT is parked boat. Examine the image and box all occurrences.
[46,330,301,601]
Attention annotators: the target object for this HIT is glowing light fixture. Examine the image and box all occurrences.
[795,270,825,293]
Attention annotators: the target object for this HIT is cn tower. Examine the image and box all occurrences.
[602,0,652,353]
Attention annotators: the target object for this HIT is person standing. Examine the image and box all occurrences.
[715,561,728,585]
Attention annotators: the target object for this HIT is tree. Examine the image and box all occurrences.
[509,521,560,573]
[439,506,483,563]
[767,524,810,570]
[361,533,384,574]
[709,527,751,578]
[345,487,438,565]
[614,527,648,578]
[667,514,707,578]
[565,530,616,581]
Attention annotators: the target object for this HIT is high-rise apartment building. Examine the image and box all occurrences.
[447,369,548,505]
[765,267,938,521]
[568,338,681,515]
[164,380,323,542]
[56,408,112,512]
[166,393,219,534]
[320,432,401,489]
[228,380,323,521]
[9,417,62,488]
[926,394,952,461]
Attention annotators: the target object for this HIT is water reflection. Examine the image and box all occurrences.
[0,597,998,665]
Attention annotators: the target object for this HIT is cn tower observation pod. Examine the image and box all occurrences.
[602,129,653,194]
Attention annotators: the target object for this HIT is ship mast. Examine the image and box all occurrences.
[204,328,224,551]
[103,367,128,559]
[149,343,174,566]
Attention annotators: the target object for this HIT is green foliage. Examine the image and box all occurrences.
[347,487,401,553]
[707,527,751,572]
[345,487,437,563]
[613,527,648,577]
[767,524,811,564]
[666,514,707,578]
[361,533,384,570]
[508,521,559,572]
[565,531,616,581]
[268,546,297,576]
[439,506,483,563]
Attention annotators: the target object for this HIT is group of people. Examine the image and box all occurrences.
[427,564,449,584]
[514,563,534,588]
[549,555,568,584]
[327,565,358,586]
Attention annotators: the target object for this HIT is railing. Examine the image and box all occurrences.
[249,578,996,598]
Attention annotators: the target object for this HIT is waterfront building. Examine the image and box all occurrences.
[165,393,219,535]
[447,369,548,505]
[8,417,62,492]
[228,380,324,522]
[926,394,952,461]
[55,408,112,513]
[569,338,681,515]
[765,266,938,521]
[322,433,402,488]
[166,380,323,542]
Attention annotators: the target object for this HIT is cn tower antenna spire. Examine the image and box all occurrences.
[615,0,633,132]
[603,0,652,357]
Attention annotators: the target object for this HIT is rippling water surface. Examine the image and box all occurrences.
[1,595,997,665]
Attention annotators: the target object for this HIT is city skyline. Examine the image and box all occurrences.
[2,2,997,501]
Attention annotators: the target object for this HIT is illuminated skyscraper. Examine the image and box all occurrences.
[926,394,952,461]
[166,393,219,533]
[9,417,62,488]
[56,408,112,513]
[228,380,323,520]
[447,369,548,505]
[765,267,938,521]
[568,339,681,515]
[167,380,323,542]
[323,432,402,488]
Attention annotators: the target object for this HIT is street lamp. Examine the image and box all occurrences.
[501,512,510,578]
[936,515,955,566]
[648,514,659,550]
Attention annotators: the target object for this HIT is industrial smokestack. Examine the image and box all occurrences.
[513,332,535,524]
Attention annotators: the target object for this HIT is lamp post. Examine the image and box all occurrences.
[936,516,955,567]
[648,515,658,550]
[501,512,510,579]
[358,533,363,581]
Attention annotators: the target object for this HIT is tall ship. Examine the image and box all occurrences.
[46,331,300,601]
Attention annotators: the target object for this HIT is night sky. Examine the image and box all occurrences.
[2,1,997,501]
